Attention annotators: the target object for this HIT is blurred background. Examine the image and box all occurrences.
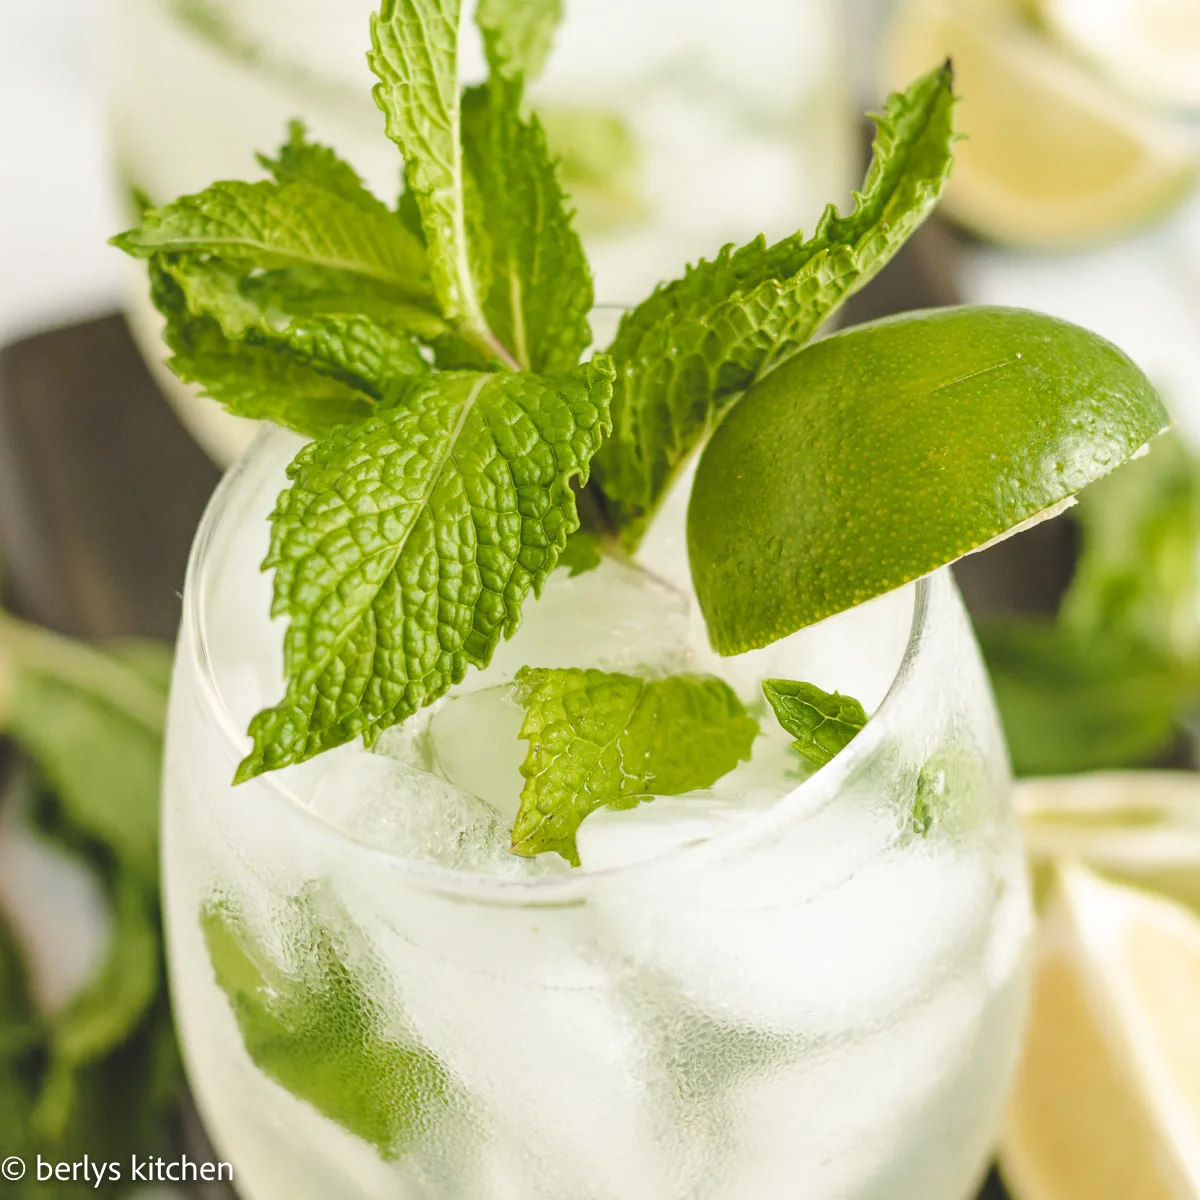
[3,0,1200,1196]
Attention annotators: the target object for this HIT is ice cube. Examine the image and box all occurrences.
[426,685,526,825]
[471,556,691,689]
[306,752,561,879]
[577,792,779,873]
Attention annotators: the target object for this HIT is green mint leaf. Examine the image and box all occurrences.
[201,887,450,1158]
[977,618,1188,776]
[256,120,392,213]
[762,679,867,767]
[0,616,169,882]
[146,259,377,439]
[1061,430,1200,663]
[475,0,562,80]
[236,358,615,779]
[32,875,159,1143]
[162,256,430,397]
[112,175,431,300]
[369,0,507,363]
[556,529,603,577]
[539,105,645,235]
[460,79,593,374]
[511,667,759,864]
[592,63,957,545]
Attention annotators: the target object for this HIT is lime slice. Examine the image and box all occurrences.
[687,305,1169,655]
[1040,0,1200,113]
[884,0,1198,247]
[1001,863,1200,1200]
[1017,772,1200,913]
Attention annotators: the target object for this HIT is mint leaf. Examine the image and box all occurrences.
[201,888,450,1158]
[977,619,1188,776]
[161,256,430,397]
[511,667,758,864]
[369,0,508,363]
[33,875,159,1142]
[592,63,957,545]
[557,529,603,577]
[475,0,562,80]
[539,105,645,234]
[461,79,593,373]
[112,177,431,300]
[0,616,169,881]
[1062,431,1200,663]
[762,679,867,767]
[256,120,394,213]
[236,358,615,779]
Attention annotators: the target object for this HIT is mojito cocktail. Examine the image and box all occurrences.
[116,1,1171,1195]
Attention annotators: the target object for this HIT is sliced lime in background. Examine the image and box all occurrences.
[884,0,1198,247]
[688,305,1170,655]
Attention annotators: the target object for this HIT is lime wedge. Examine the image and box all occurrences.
[1040,0,1200,113]
[1017,772,1200,913]
[687,306,1169,655]
[1002,863,1200,1200]
[884,0,1198,246]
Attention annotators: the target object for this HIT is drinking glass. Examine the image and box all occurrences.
[162,423,1033,1200]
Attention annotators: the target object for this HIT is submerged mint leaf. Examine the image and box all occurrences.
[236,358,615,780]
[511,667,758,864]
[201,888,450,1158]
[762,679,867,768]
[475,0,562,80]
[461,78,593,374]
[592,62,957,546]
[369,0,505,363]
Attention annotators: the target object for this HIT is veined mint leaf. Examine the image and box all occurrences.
[256,121,393,215]
[475,0,562,80]
[148,260,377,439]
[511,667,759,864]
[369,0,506,363]
[0,615,169,882]
[201,888,450,1158]
[461,79,593,374]
[113,176,431,299]
[762,679,867,768]
[162,256,430,398]
[557,529,602,577]
[592,63,957,545]
[236,358,615,779]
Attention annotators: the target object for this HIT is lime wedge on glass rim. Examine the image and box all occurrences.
[688,305,1170,655]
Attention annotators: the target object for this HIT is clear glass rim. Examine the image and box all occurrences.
[182,423,937,903]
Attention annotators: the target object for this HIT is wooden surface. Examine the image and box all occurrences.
[0,265,1022,1196]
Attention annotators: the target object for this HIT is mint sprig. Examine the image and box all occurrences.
[592,63,958,546]
[511,667,759,864]
[236,361,613,779]
[202,887,451,1158]
[762,679,868,768]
